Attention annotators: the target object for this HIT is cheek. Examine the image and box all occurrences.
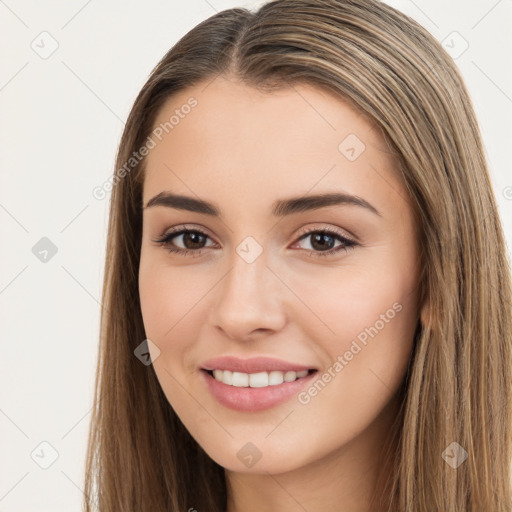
[138,255,212,377]
[138,259,205,411]
[139,254,196,338]
[290,255,417,343]
[292,255,418,397]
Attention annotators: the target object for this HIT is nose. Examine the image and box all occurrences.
[209,247,287,342]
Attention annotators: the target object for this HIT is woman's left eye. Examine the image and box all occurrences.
[152,227,358,258]
[293,229,358,257]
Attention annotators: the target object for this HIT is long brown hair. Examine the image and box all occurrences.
[84,1,512,510]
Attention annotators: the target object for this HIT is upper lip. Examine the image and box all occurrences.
[201,356,316,374]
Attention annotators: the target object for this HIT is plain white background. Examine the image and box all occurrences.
[0,0,511,510]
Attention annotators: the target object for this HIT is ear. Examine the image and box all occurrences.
[419,298,431,328]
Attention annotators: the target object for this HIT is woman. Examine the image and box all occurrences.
[84,1,512,510]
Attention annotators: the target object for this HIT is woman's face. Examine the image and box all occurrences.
[139,75,422,474]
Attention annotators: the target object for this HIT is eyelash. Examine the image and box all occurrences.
[151,225,358,259]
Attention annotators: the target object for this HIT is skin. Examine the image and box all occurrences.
[138,74,423,512]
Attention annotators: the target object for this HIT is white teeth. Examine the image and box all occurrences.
[209,369,311,387]
[284,371,297,382]
[223,370,233,385]
[232,372,249,387]
[268,371,284,385]
[249,372,268,388]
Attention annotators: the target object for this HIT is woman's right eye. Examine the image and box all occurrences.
[152,228,215,257]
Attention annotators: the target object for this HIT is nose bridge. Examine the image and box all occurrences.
[220,242,273,312]
[210,238,286,339]
[227,242,268,298]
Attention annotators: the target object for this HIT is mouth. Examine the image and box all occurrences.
[200,366,318,412]
[199,355,319,411]
[202,368,318,388]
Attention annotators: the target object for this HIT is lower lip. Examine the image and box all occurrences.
[201,369,317,412]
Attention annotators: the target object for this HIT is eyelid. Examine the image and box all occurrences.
[158,223,215,240]
[294,223,358,244]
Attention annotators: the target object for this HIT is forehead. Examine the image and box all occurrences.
[142,75,408,218]
[148,75,390,154]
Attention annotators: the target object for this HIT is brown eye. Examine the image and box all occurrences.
[294,228,358,258]
[174,231,208,250]
[152,228,215,256]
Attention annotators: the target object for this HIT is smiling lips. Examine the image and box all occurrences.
[200,356,318,411]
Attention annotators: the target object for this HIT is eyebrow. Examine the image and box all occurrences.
[143,191,381,217]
